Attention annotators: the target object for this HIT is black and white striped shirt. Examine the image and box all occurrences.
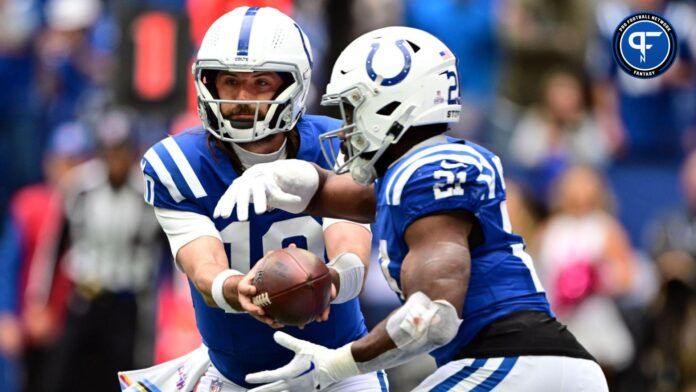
[60,160,164,293]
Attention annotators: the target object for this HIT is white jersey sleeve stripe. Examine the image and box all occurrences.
[144,148,185,203]
[501,201,512,233]
[385,145,461,204]
[511,243,545,292]
[162,137,208,198]
[491,155,506,190]
[390,153,491,205]
[385,144,496,204]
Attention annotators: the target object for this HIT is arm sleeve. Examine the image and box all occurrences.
[322,218,371,233]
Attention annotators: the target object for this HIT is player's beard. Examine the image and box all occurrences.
[222,104,266,129]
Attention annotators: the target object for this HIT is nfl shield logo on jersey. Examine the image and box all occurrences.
[209,378,223,392]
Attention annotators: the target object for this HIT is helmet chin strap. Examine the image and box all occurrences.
[350,162,377,186]
[350,133,395,186]
[349,105,417,185]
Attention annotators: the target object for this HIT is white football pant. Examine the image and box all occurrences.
[195,364,389,392]
[413,355,608,391]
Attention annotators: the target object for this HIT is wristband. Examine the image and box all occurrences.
[328,343,361,380]
[328,252,365,304]
[211,269,244,313]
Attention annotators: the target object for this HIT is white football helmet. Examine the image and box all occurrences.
[320,26,461,185]
[194,6,313,143]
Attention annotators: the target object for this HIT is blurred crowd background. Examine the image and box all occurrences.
[0,0,694,391]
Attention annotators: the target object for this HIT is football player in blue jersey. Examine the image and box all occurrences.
[119,7,388,392]
[216,27,610,391]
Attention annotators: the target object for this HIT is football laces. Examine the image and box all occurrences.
[252,292,272,307]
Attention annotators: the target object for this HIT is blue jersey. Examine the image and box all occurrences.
[141,115,367,388]
[374,137,552,366]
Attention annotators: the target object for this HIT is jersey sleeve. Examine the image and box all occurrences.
[154,207,221,266]
[322,217,371,233]
[389,155,496,234]
[140,145,207,216]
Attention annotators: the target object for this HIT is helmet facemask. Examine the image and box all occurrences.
[320,84,415,185]
[193,59,306,143]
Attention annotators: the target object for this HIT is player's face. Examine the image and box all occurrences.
[215,71,284,123]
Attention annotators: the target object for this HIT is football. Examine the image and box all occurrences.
[251,247,332,326]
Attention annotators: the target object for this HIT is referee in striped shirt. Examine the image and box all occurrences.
[39,111,166,392]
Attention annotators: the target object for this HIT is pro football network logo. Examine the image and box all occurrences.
[613,12,677,78]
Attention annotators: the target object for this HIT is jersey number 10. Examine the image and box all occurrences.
[219,216,325,272]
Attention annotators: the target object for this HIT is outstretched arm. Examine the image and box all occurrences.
[176,235,239,308]
[214,160,376,223]
[306,168,376,223]
[155,208,280,327]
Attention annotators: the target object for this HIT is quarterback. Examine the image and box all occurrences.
[217,27,609,391]
[119,7,387,392]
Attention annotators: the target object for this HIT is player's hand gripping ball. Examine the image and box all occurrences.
[251,248,332,326]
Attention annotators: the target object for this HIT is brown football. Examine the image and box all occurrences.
[251,247,332,326]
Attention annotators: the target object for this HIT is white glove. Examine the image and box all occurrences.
[213,160,320,221]
[245,332,360,392]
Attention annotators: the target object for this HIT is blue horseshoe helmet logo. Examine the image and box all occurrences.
[365,40,412,86]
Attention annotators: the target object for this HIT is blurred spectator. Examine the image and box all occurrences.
[588,0,696,161]
[37,0,112,131]
[352,0,402,37]
[294,0,332,110]
[537,166,636,385]
[0,0,42,217]
[644,151,696,391]
[500,0,593,105]
[404,0,501,137]
[505,179,544,257]
[0,122,91,392]
[35,110,165,392]
[508,70,609,174]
